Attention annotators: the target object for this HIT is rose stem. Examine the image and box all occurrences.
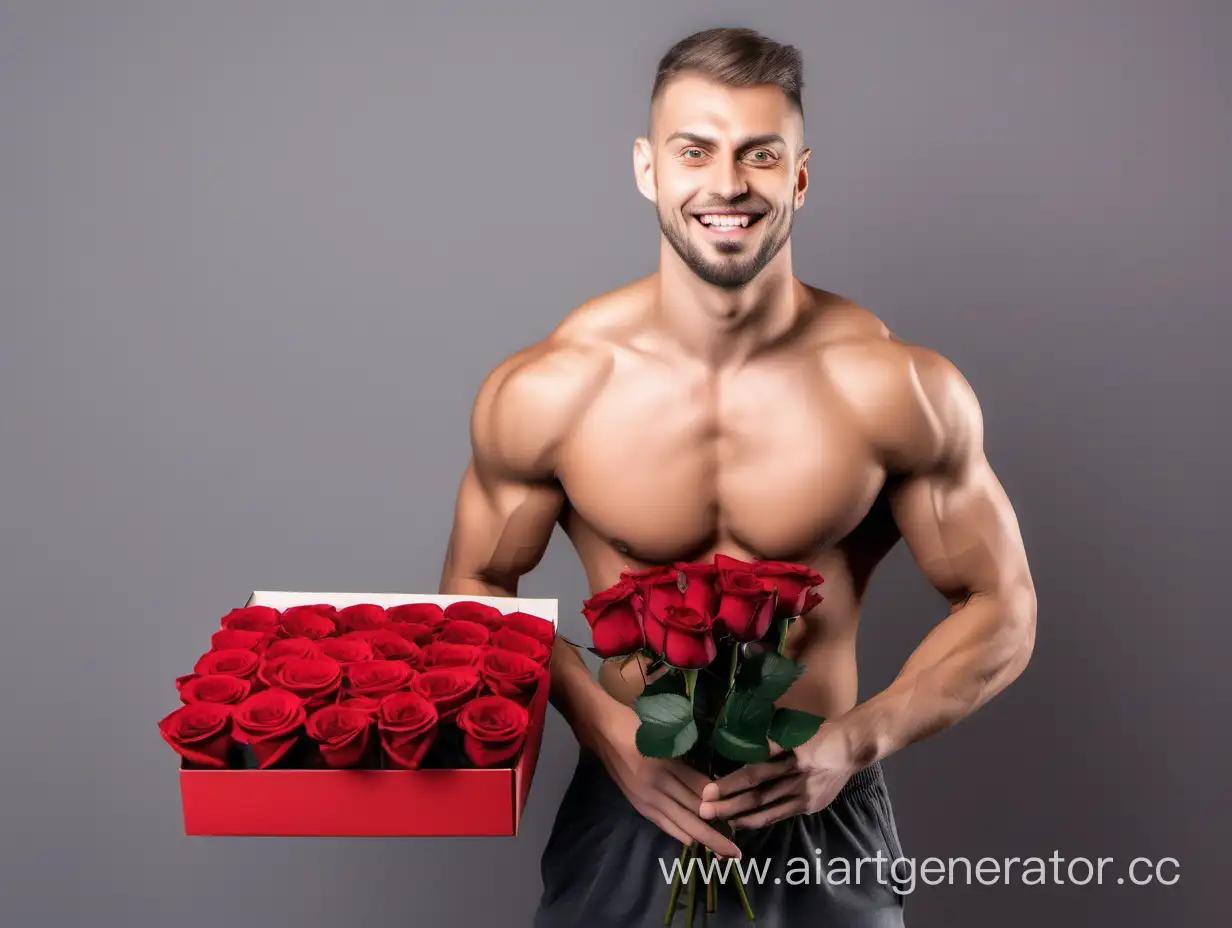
[705,848,716,912]
[685,850,699,928]
[776,617,792,655]
[733,865,756,922]
[683,668,697,707]
[663,841,690,925]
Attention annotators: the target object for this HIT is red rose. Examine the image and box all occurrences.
[751,560,824,618]
[674,561,720,617]
[411,667,482,722]
[344,659,414,699]
[194,648,261,680]
[158,702,234,767]
[502,611,556,646]
[377,691,439,769]
[490,628,551,666]
[335,603,389,633]
[714,565,777,642]
[263,637,323,662]
[318,635,375,665]
[455,695,530,767]
[209,628,272,653]
[582,577,646,658]
[624,565,684,618]
[306,705,374,768]
[341,695,382,713]
[644,604,717,669]
[443,601,504,628]
[420,641,485,669]
[387,622,436,647]
[346,628,423,663]
[231,687,307,768]
[220,605,282,633]
[480,649,545,705]
[264,656,342,708]
[388,603,448,628]
[179,674,251,706]
[437,620,491,647]
[278,605,337,640]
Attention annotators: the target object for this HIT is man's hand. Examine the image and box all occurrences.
[698,724,856,830]
[588,698,743,859]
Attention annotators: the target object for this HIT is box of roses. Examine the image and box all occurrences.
[160,590,556,837]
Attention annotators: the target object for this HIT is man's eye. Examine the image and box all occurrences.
[683,148,705,159]
[746,150,773,162]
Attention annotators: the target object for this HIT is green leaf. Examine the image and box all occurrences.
[633,692,693,728]
[737,650,804,702]
[713,727,771,763]
[636,718,698,758]
[717,690,776,742]
[767,708,824,749]
[641,668,684,698]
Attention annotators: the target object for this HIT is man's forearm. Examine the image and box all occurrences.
[830,586,1037,768]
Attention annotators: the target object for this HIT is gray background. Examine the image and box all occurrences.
[1,0,1228,925]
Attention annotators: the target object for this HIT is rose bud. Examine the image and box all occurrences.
[334,603,389,633]
[262,637,323,662]
[387,622,436,647]
[278,605,337,640]
[220,605,282,633]
[306,704,374,768]
[714,568,778,642]
[643,604,717,670]
[582,578,646,658]
[209,628,273,653]
[750,560,824,619]
[194,648,261,680]
[318,635,375,665]
[158,702,234,767]
[623,565,684,619]
[410,667,482,723]
[377,691,439,769]
[479,649,545,705]
[437,620,491,647]
[455,695,530,768]
[501,611,556,647]
[443,601,504,628]
[674,561,720,617]
[264,656,342,708]
[490,628,551,666]
[420,641,484,669]
[344,659,415,700]
[231,687,307,768]
[388,603,448,628]
[179,673,251,706]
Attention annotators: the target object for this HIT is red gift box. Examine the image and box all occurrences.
[174,591,556,837]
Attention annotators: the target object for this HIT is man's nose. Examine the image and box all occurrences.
[710,158,747,200]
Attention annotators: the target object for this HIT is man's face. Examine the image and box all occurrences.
[635,74,809,290]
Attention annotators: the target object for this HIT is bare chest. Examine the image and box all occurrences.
[555,357,887,563]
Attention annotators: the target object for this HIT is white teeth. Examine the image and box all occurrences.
[699,214,752,228]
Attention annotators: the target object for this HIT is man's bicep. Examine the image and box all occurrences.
[440,457,564,594]
[887,354,1034,607]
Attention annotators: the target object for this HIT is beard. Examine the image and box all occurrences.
[658,203,794,290]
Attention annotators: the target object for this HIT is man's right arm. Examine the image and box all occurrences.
[438,344,741,858]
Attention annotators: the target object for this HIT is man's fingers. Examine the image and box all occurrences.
[729,795,807,831]
[701,754,797,802]
[661,795,742,859]
[699,772,799,821]
[665,760,712,797]
[648,811,692,848]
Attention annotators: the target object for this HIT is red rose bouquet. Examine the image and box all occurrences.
[160,600,554,773]
[579,554,825,924]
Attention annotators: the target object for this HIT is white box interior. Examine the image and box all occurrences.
[245,590,558,628]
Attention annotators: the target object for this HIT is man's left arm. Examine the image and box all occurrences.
[701,349,1037,827]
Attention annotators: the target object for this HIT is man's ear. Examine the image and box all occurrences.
[633,137,656,203]
[794,147,811,209]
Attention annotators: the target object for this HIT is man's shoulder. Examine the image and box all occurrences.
[468,283,644,476]
[809,292,981,473]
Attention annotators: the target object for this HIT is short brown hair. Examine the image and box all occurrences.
[650,27,805,118]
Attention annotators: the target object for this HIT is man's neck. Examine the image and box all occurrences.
[652,242,803,369]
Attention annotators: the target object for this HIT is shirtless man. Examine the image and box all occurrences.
[438,27,1037,927]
